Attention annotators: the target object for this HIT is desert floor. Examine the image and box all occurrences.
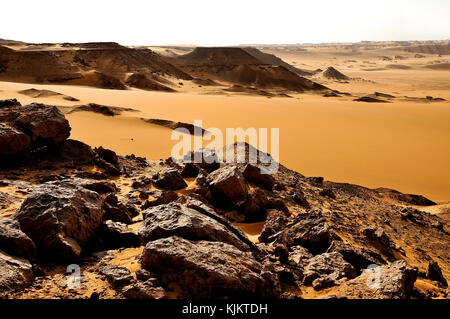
[1,45,449,202]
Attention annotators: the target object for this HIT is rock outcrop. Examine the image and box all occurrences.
[140,236,278,298]
[0,218,36,260]
[206,166,248,207]
[0,250,33,295]
[13,181,103,262]
[138,203,249,251]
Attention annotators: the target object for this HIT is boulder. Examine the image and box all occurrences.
[94,146,119,165]
[103,203,133,224]
[180,162,200,178]
[0,103,71,146]
[0,218,36,260]
[183,148,220,172]
[153,168,187,190]
[206,166,248,207]
[286,213,332,253]
[427,260,448,286]
[0,123,30,157]
[241,187,268,220]
[259,210,288,243]
[138,203,249,251]
[59,139,96,163]
[98,220,141,249]
[142,191,179,209]
[100,265,134,288]
[288,245,314,268]
[176,195,259,252]
[292,190,310,209]
[326,241,385,272]
[13,181,103,262]
[0,99,21,108]
[121,282,167,299]
[341,260,417,299]
[319,188,336,199]
[140,236,277,298]
[242,164,276,190]
[0,250,33,295]
[74,178,118,194]
[303,252,356,289]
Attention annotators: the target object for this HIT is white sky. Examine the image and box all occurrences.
[1,0,449,46]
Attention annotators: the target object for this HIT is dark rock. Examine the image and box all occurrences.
[241,187,268,221]
[176,195,259,253]
[94,146,119,164]
[121,200,140,218]
[303,252,356,289]
[326,241,385,272]
[100,265,134,288]
[287,213,331,253]
[104,203,133,224]
[76,179,117,194]
[361,227,391,247]
[0,218,36,260]
[319,188,336,199]
[153,168,187,190]
[354,96,390,103]
[0,250,34,295]
[183,148,220,172]
[135,269,158,282]
[242,164,276,189]
[142,191,179,209]
[140,236,277,298]
[342,260,417,299]
[94,157,121,176]
[427,260,448,286]
[306,176,324,187]
[0,123,30,157]
[292,190,310,209]
[262,259,298,285]
[259,210,288,243]
[121,282,167,299]
[397,194,436,206]
[138,203,249,251]
[0,103,71,146]
[59,139,96,163]
[266,198,290,215]
[206,166,248,207]
[0,99,21,108]
[288,245,314,268]
[98,220,141,249]
[180,163,200,178]
[13,181,103,262]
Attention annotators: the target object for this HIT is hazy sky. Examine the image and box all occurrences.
[1,0,449,45]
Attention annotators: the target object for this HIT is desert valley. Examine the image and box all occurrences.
[0,38,449,300]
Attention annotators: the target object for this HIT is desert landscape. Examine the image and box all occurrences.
[0,37,449,300]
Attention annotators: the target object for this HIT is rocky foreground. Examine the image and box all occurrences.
[0,99,448,299]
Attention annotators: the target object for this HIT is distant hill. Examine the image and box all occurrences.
[173,47,327,92]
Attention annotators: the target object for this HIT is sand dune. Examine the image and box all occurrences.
[173,47,328,93]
